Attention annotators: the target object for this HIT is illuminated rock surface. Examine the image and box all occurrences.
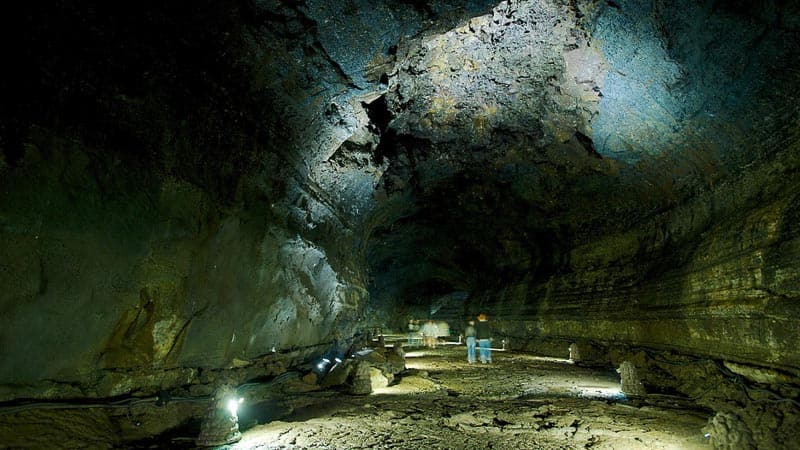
[232,348,711,450]
[0,348,713,449]
[0,0,798,448]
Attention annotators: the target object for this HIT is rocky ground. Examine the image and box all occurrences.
[224,346,712,450]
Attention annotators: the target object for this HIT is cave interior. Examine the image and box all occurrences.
[1,0,799,448]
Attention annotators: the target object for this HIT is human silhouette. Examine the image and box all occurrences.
[464,320,477,363]
[476,314,492,363]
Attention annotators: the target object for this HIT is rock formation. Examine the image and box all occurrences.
[1,0,798,447]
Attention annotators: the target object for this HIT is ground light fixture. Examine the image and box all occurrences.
[196,385,244,447]
[227,396,244,416]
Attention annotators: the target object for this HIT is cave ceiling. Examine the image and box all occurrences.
[351,0,800,310]
[4,0,799,314]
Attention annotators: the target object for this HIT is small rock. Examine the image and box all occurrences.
[302,372,318,385]
[349,361,373,395]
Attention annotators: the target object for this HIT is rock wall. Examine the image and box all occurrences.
[482,152,800,370]
[0,137,367,401]
[1,0,799,446]
[0,0,507,402]
[358,1,800,446]
[366,0,800,316]
[468,150,800,448]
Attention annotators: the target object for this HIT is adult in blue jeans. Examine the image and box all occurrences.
[464,321,477,363]
[475,313,492,363]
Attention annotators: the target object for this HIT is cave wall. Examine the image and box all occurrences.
[367,0,800,319]
[0,0,512,402]
[0,0,375,400]
[482,152,800,371]
[477,154,800,448]
[1,2,798,447]
[382,0,800,376]
[0,136,367,401]
[360,2,800,445]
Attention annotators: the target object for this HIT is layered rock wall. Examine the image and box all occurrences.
[484,156,800,372]
[472,152,800,449]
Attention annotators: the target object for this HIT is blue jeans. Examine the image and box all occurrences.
[479,339,492,363]
[466,337,476,363]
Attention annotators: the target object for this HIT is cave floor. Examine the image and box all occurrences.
[231,347,712,450]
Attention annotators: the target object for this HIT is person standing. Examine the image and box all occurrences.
[475,313,492,363]
[421,320,439,348]
[464,320,477,363]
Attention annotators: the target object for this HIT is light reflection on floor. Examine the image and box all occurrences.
[231,348,710,449]
[405,349,625,401]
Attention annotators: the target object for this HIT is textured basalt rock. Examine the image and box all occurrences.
[0,138,366,401]
[1,0,799,448]
[362,0,800,448]
[0,0,506,441]
[0,0,383,401]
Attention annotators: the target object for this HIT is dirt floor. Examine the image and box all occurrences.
[229,346,713,450]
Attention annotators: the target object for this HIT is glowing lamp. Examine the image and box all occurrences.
[196,386,243,447]
[226,397,244,416]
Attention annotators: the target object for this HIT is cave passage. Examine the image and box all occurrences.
[227,346,710,450]
[1,0,799,448]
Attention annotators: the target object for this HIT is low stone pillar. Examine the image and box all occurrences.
[569,343,580,362]
[349,361,373,395]
[703,412,756,450]
[618,361,646,396]
[196,385,242,447]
